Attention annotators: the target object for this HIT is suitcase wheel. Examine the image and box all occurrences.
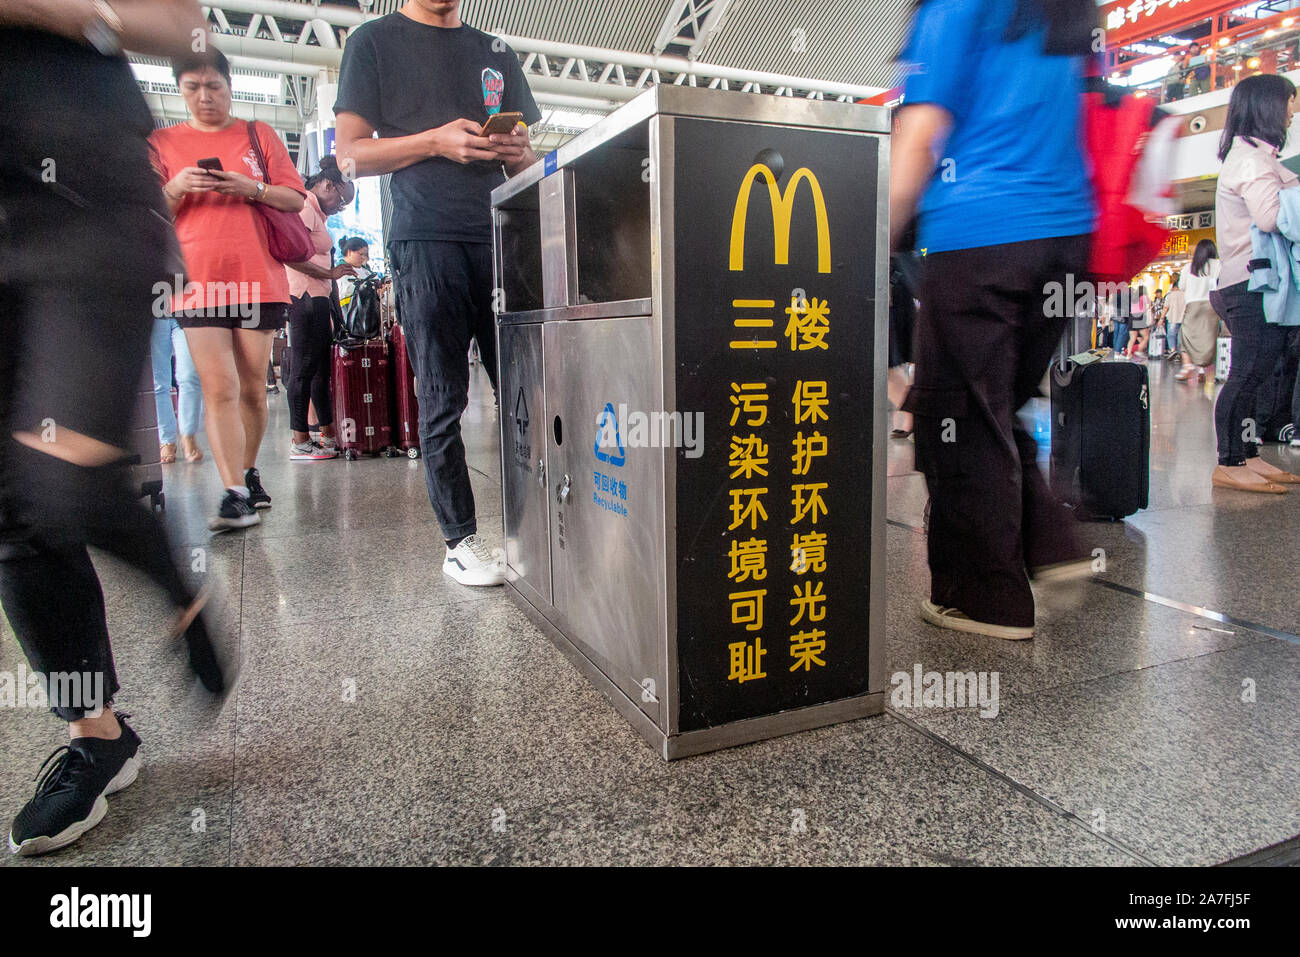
[344,449,358,461]
[407,447,420,460]
[384,447,400,458]
[151,492,165,512]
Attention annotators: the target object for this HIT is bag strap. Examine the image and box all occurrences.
[245,120,270,185]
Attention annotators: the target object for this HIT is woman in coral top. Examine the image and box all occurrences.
[150,50,305,531]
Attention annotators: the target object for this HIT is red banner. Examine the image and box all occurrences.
[1102,0,1240,49]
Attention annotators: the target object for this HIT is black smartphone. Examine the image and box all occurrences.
[197,157,223,172]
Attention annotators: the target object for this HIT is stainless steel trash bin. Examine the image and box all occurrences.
[493,86,889,759]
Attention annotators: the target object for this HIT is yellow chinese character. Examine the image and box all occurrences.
[792,380,828,424]
[789,629,827,671]
[791,430,828,476]
[728,487,769,531]
[783,296,830,351]
[730,589,766,632]
[728,537,768,582]
[729,382,769,427]
[729,434,769,479]
[727,638,767,683]
[789,580,826,625]
[791,483,828,525]
[790,531,828,573]
[730,298,777,350]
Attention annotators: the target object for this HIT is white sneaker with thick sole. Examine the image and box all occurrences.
[443,534,505,586]
[919,599,1034,641]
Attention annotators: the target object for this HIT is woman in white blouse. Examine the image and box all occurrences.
[1211,74,1300,493]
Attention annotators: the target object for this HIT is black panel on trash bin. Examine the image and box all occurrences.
[672,117,879,733]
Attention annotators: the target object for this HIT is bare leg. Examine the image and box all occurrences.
[184,327,244,488]
[887,364,913,434]
[231,328,275,472]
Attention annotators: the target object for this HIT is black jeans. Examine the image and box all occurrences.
[1214,281,1288,465]
[388,240,497,541]
[286,293,334,433]
[0,187,194,720]
[902,234,1090,628]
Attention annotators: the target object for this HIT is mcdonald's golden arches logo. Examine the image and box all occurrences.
[729,164,831,274]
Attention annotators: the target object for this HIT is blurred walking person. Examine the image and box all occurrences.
[892,0,1096,640]
[0,0,230,857]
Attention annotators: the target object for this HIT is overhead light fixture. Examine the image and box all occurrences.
[1249,57,1261,69]
[1234,63,1243,70]
[1219,37,1231,46]
[1285,17,1295,27]
[1266,29,1276,38]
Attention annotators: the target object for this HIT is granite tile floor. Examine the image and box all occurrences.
[1,356,1297,866]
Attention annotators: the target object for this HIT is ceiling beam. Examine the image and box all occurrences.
[653,0,736,59]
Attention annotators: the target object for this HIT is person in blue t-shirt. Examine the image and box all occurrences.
[892,0,1097,641]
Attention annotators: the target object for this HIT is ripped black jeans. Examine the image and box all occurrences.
[0,188,194,720]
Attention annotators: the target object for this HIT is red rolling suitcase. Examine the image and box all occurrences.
[388,322,420,459]
[331,338,395,459]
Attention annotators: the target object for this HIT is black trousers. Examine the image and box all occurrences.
[388,240,497,541]
[0,188,194,720]
[286,293,334,433]
[1215,282,1289,465]
[902,234,1090,628]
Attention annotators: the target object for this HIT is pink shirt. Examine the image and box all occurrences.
[287,190,333,299]
[1216,135,1300,288]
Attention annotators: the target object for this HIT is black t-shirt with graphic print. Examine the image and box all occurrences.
[334,14,541,243]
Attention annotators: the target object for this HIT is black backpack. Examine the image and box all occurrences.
[337,275,384,341]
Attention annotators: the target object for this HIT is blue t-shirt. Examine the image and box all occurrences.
[899,0,1094,253]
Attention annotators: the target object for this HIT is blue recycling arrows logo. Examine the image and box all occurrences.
[593,402,626,467]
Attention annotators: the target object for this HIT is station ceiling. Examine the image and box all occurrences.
[293,0,912,89]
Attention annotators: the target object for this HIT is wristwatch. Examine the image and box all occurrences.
[83,0,125,57]
[253,181,268,202]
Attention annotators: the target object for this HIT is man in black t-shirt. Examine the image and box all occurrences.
[335,0,541,588]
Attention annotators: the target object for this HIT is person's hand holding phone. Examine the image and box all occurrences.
[486,124,530,164]
[207,169,263,200]
[167,166,222,197]
[329,264,357,280]
[426,118,500,165]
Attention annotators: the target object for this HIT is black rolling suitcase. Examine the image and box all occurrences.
[1049,319,1150,521]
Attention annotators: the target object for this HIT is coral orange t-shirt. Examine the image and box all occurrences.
[149,120,306,311]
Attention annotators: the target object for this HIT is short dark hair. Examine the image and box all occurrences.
[172,49,231,87]
[339,237,369,255]
[1219,73,1297,161]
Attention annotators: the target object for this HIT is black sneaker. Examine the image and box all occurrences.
[9,716,142,857]
[208,489,260,532]
[244,468,271,509]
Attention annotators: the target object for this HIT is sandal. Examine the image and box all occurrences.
[180,435,203,463]
[159,442,176,464]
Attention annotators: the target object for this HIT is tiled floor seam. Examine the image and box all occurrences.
[889,636,1274,716]
[886,518,1300,646]
[884,708,1156,865]
[1093,578,1300,645]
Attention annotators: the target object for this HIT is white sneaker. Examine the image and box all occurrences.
[443,534,505,586]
